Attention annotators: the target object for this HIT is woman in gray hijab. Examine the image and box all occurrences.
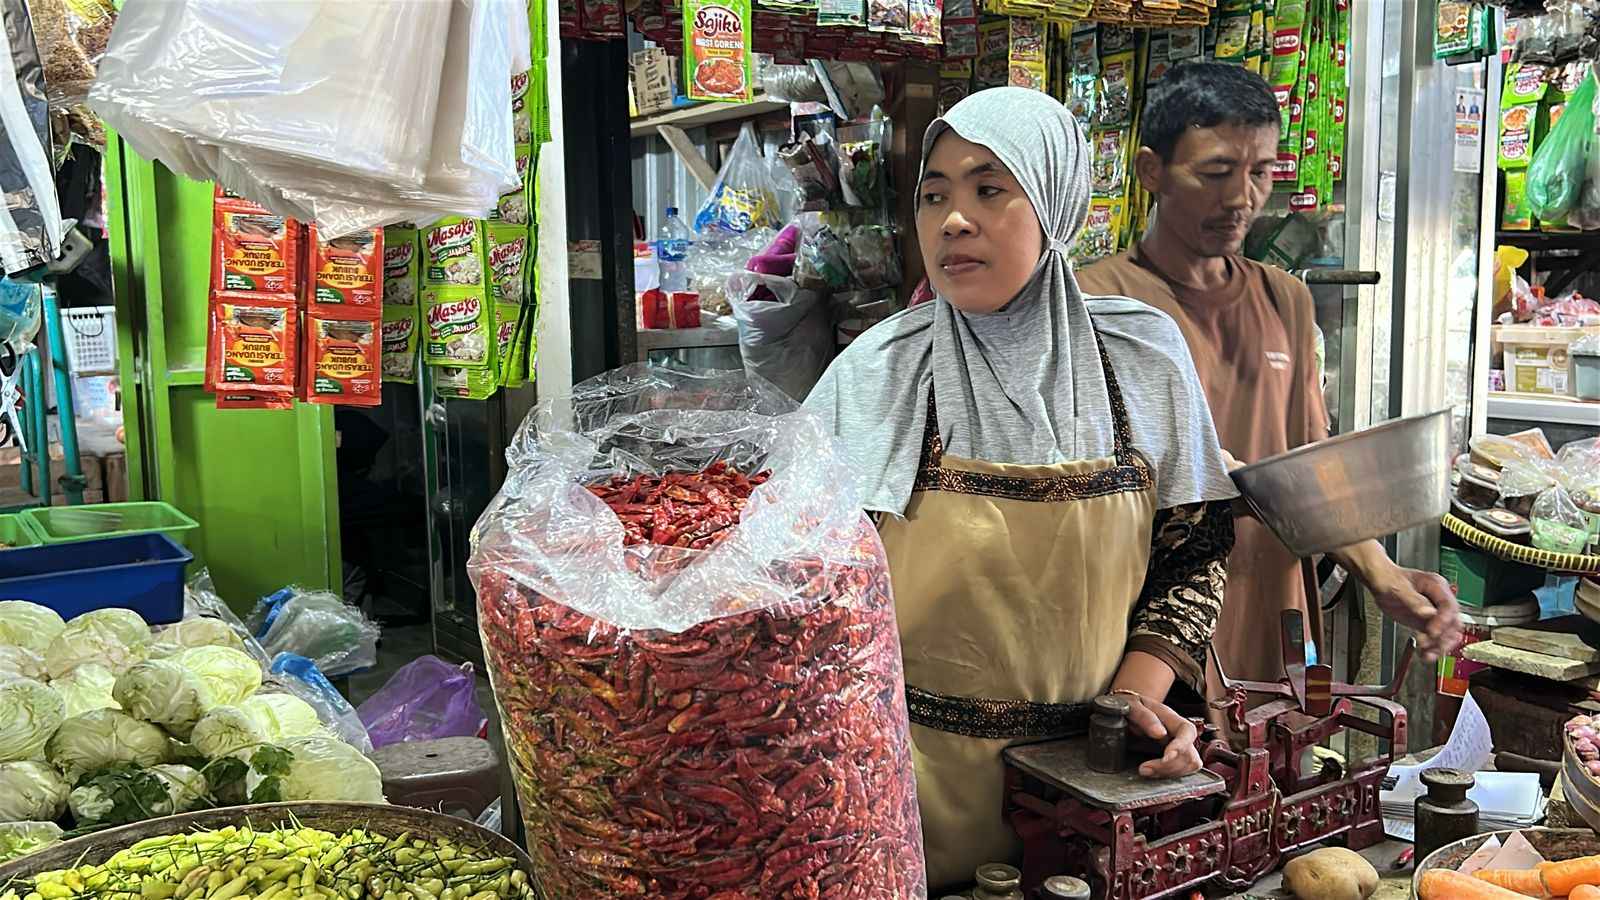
[806,87,1239,890]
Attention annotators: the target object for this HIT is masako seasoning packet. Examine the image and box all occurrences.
[423,218,487,287]
[423,285,493,368]
[307,225,384,316]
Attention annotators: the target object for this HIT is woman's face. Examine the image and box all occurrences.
[916,132,1044,314]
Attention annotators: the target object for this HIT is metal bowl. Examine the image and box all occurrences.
[0,802,535,883]
[1230,408,1452,557]
[1413,828,1600,897]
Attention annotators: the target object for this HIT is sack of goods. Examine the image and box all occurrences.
[88,0,529,237]
[470,365,928,899]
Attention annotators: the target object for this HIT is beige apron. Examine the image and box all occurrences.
[879,351,1158,891]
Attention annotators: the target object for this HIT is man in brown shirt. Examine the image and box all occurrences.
[1077,63,1461,687]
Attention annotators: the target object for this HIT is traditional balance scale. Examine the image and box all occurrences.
[1003,610,1415,898]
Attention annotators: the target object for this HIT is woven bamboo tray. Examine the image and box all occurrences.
[0,802,536,888]
[1444,514,1600,575]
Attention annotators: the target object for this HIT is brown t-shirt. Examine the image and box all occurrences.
[1077,244,1330,684]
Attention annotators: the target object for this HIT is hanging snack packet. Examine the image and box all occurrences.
[435,365,498,401]
[1099,24,1135,55]
[423,285,494,368]
[868,0,909,33]
[381,306,420,384]
[1071,197,1123,263]
[1090,127,1128,197]
[907,0,941,43]
[424,218,487,287]
[1008,16,1048,91]
[487,224,531,305]
[382,227,420,308]
[975,19,1010,89]
[1498,63,1547,171]
[1070,25,1099,73]
[939,60,974,113]
[1168,26,1201,60]
[210,298,298,396]
[780,133,842,212]
[213,210,301,297]
[307,225,383,317]
[818,0,866,27]
[1214,8,1252,62]
[942,0,976,56]
[304,315,381,407]
[683,0,753,101]
[1096,50,1135,128]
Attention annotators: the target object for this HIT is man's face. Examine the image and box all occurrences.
[1135,123,1279,257]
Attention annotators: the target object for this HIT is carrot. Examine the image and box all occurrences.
[1421,869,1546,900]
[1475,868,1550,897]
[1542,855,1600,896]
[1572,886,1600,900]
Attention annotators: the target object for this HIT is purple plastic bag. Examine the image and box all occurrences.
[357,655,487,749]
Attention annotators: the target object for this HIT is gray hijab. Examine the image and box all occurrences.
[805,87,1236,517]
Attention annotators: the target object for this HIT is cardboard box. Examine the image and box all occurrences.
[1494,324,1600,398]
[631,49,675,116]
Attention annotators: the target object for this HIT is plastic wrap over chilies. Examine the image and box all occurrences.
[88,0,527,237]
[468,365,927,899]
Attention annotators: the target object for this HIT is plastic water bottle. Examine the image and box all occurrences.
[656,207,693,294]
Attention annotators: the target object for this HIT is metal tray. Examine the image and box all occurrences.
[1412,828,1600,897]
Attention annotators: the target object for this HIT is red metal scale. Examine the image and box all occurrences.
[1003,610,1415,899]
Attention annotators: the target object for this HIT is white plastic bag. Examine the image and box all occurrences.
[89,0,527,237]
[728,270,834,401]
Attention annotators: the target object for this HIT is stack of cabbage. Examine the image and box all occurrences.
[0,600,385,864]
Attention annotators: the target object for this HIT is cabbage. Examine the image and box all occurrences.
[148,618,246,658]
[0,678,66,763]
[0,821,63,864]
[239,693,321,742]
[66,764,205,827]
[249,733,384,803]
[150,763,207,813]
[113,659,206,737]
[0,646,45,681]
[44,610,150,679]
[174,646,261,710]
[189,705,268,761]
[52,664,120,718]
[0,760,69,820]
[46,709,170,781]
[0,601,65,654]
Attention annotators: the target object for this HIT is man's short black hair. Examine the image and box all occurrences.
[1141,63,1281,161]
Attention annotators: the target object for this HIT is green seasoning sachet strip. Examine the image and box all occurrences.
[1435,1,1474,58]
[1330,0,1349,182]
[1499,63,1548,170]
[1269,0,1307,130]
[682,0,753,102]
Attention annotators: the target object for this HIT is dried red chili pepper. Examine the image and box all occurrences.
[476,463,926,899]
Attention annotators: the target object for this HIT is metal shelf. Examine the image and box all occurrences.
[1486,393,1600,428]
[635,323,741,352]
[629,98,789,138]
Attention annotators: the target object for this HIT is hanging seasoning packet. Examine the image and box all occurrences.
[487,224,531,305]
[818,0,866,27]
[907,0,941,43]
[683,0,753,102]
[211,298,298,397]
[1008,16,1048,91]
[382,227,420,308]
[423,285,494,368]
[494,302,524,389]
[307,225,383,318]
[434,365,498,401]
[1096,50,1136,128]
[381,305,420,385]
[213,211,301,297]
[1090,128,1129,197]
[303,315,381,407]
[1168,26,1201,59]
[975,18,1010,89]
[1269,0,1307,132]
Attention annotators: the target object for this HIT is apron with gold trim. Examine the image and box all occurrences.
[879,349,1158,891]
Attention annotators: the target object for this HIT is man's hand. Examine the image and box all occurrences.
[1368,565,1463,662]
[1122,693,1203,779]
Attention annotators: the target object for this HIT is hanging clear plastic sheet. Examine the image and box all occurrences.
[0,0,62,274]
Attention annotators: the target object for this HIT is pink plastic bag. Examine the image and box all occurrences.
[356,655,487,749]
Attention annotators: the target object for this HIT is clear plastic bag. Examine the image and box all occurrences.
[88,0,526,238]
[759,64,828,103]
[181,568,271,667]
[249,588,379,678]
[264,652,373,755]
[28,0,116,107]
[1529,71,1598,221]
[684,227,775,317]
[468,364,926,899]
[1533,486,1592,553]
[356,655,486,749]
[694,125,782,237]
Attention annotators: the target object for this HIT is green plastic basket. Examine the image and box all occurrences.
[0,514,43,550]
[21,502,199,545]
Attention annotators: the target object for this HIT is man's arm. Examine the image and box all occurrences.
[1328,539,1463,661]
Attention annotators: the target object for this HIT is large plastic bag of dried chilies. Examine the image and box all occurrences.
[470,365,927,900]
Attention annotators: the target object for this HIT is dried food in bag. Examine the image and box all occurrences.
[304,315,381,407]
[30,0,115,107]
[470,365,927,899]
[846,223,899,290]
[380,306,419,384]
[840,140,884,208]
[1533,486,1592,554]
[423,285,493,368]
[307,225,383,316]
[794,220,852,292]
[695,126,781,235]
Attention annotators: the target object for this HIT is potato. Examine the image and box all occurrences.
[1282,847,1380,900]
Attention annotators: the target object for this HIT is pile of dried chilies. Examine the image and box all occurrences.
[475,456,926,899]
